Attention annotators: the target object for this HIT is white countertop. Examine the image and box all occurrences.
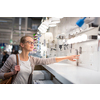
[42,63,100,84]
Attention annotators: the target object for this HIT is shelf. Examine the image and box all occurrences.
[76,27,97,35]
[42,63,100,84]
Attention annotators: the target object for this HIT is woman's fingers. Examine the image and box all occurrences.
[72,60,76,61]
[73,55,80,59]
[15,65,20,71]
[69,55,80,61]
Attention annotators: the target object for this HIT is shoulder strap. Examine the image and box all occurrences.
[10,54,19,83]
[30,56,33,73]
[16,54,19,65]
[16,54,19,74]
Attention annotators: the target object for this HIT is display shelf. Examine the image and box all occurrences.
[42,63,100,84]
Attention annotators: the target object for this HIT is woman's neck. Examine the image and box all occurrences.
[19,50,29,61]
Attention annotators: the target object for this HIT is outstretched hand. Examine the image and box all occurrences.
[68,55,80,61]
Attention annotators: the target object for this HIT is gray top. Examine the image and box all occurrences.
[12,54,31,84]
[0,54,56,82]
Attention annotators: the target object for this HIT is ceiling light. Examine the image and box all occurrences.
[81,34,87,41]
[54,17,63,19]
[38,26,47,32]
[49,24,56,27]
[49,17,60,24]
[74,37,78,43]
[50,17,60,21]
[38,28,47,33]
[77,36,82,42]
[51,20,60,24]
[41,24,48,29]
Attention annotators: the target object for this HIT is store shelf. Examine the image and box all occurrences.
[42,63,100,84]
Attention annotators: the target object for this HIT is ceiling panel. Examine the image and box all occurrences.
[0,17,42,44]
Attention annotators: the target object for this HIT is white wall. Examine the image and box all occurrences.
[49,17,100,71]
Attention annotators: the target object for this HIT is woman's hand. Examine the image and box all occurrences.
[13,65,20,75]
[55,55,80,62]
[4,65,20,79]
[67,55,80,61]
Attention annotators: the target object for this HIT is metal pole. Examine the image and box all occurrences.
[25,17,28,35]
[19,17,22,43]
[11,17,15,44]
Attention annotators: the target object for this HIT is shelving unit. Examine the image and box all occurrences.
[33,32,41,53]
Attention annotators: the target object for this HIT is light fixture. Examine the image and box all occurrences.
[77,36,82,42]
[81,34,87,41]
[38,28,45,33]
[39,26,47,31]
[37,32,39,34]
[49,17,60,24]
[74,37,78,43]
[49,24,56,27]
[54,17,63,19]
[41,24,48,29]
[76,17,87,30]
[38,26,47,33]
[71,38,74,44]
[51,20,60,24]
[67,34,88,44]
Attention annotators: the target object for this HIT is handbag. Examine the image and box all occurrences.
[27,73,32,84]
[0,54,19,84]
[27,56,33,84]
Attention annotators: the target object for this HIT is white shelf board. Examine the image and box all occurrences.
[42,63,100,84]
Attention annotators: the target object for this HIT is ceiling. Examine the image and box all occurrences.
[0,17,42,45]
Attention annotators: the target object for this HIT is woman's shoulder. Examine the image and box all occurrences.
[30,56,39,59]
[9,54,16,58]
[7,54,16,62]
[30,56,40,61]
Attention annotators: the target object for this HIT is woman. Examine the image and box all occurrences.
[0,35,79,84]
[1,51,9,66]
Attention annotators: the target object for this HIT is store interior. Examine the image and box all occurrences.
[0,17,100,84]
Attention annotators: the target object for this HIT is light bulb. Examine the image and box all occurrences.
[78,36,82,42]
[71,38,74,44]
[74,37,78,43]
[82,34,87,41]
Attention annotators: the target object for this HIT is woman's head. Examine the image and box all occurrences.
[20,35,34,52]
[3,51,7,55]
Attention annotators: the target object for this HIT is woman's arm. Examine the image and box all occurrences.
[0,55,14,79]
[33,55,80,65]
[4,65,20,79]
[4,72,14,79]
[55,55,80,62]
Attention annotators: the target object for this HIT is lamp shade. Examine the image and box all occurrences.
[76,17,86,27]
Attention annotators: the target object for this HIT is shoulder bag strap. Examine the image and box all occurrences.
[16,54,19,74]
[5,54,19,84]
[28,56,33,84]
[16,54,19,65]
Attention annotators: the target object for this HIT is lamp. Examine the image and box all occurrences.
[49,17,60,23]
[67,34,87,44]
[49,24,56,27]
[76,17,87,30]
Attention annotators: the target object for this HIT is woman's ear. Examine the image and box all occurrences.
[20,43,24,48]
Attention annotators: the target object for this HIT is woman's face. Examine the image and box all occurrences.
[20,37,34,52]
[3,52,5,55]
